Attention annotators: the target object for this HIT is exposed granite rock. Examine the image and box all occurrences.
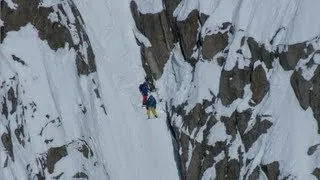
[247,167,260,180]
[242,118,272,151]
[185,137,202,180]
[47,146,68,174]
[236,110,272,151]
[247,37,274,69]
[219,66,251,106]
[176,10,200,66]
[278,42,312,70]
[261,161,280,180]
[130,1,175,80]
[202,22,231,60]
[199,13,209,26]
[8,86,17,114]
[1,0,71,49]
[14,125,25,147]
[308,144,320,156]
[73,172,88,179]
[291,70,312,110]
[251,65,269,104]
[313,168,320,180]
[77,140,94,159]
[1,97,8,119]
[221,114,237,139]
[1,131,14,162]
[11,55,26,65]
[291,65,320,133]
[215,153,241,180]
[1,0,97,76]
[162,0,181,42]
[310,66,320,133]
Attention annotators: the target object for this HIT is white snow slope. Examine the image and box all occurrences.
[2,0,320,179]
[73,0,179,179]
[0,0,179,179]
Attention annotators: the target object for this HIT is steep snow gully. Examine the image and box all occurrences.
[2,0,320,180]
[74,0,179,179]
[1,0,178,179]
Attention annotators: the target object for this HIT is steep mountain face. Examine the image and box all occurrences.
[2,0,320,179]
[1,0,179,179]
[1,0,110,179]
[131,0,320,179]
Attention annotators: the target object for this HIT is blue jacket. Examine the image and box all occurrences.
[146,95,156,108]
[139,82,149,95]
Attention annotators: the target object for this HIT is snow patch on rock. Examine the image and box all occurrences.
[133,0,163,14]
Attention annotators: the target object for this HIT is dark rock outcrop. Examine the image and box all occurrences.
[278,42,312,70]
[251,65,269,104]
[176,10,200,66]
[219,66,251,106]
[1,0,71,49]
[73,172,89,179]
[247,37,274,69]
[261,161,280,180]
[308,144,320,155]
[1,131,14,162]
[313,168,320,180]
[130,1,176,80]
[1,0,97,76]
[291,65,320,133]
[47,146,68,174]
[202,22,231,60]
[291,70,312,110]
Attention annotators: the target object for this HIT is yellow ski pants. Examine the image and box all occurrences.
[147,107,157,118]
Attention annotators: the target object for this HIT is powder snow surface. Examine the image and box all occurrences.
[175,0,320,44]
[0,0,179,179]
[133,0,163,14]
[74,0,179,179]
[0,24,108,179]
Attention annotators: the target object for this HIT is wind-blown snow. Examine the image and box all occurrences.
[38,0,62,7]
[173,0,199,21]
[0,23,108,179]
[177,0,320,44]
[159,0,320,176]
[259,61,320,179]
[133,27,152,47]
[3,0,18,9]
[207,121,228,146]
[157,44,193,109]
[133,0,163,14]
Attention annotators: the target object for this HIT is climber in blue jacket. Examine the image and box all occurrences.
[139,81,149,105]
[146,94,157,119]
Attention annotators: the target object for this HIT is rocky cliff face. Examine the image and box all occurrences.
[131,0,320,179]
[2,0,320,179]
[1,0,108,179]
